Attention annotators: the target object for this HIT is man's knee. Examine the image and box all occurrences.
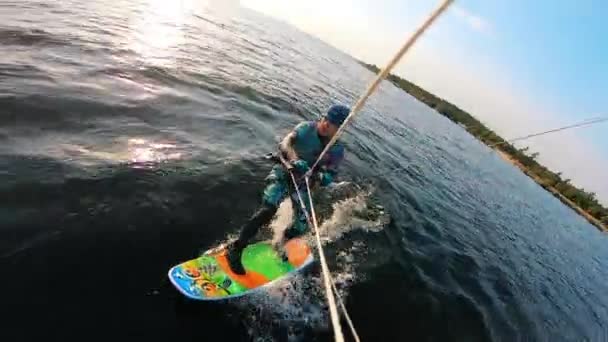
[262,182,287,207]
[255,202,278,222]
[284,215,308,240]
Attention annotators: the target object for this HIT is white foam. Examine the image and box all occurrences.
[269,182,385,246]
[236,183,387,340]
[270,198,294,246]
[317,191,385,241]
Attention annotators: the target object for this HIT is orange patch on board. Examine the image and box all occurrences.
[216,253,269,289]
[285,238,311,267]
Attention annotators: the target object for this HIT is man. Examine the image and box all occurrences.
[226,104,350,275]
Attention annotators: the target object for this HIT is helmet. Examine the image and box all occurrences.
[324,104,350,126]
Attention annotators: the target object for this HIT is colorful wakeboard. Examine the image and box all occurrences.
[168,238,314,300]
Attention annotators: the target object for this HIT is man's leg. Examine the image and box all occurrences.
[231,203,277,250]
[227,166,288,274]
[283,184,311,240]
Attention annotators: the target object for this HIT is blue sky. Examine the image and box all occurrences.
[455,0,607,119]
[242,0,608,203]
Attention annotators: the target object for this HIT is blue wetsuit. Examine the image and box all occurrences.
[234,121,344,248]
[263,121,344,235]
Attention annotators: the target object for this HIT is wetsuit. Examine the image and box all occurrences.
[232,120,344,250]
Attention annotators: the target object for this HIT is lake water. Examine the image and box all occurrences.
[2,1,607,341]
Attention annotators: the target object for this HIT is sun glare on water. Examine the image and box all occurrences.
[129,0,198,65]
[127,138,183,164]
[59,138,185,167]
[128,0,241,66]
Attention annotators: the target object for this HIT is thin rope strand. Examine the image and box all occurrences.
[330,273,360,342]
[287,173,345,342]
[304,176,344,342]
[288,173,359,341]
[489,116,608,148]
[376,116,608,178]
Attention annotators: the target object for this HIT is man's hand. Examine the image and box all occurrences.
[318,171,333,186]
[290,159,310,174]
[279,131,299,161]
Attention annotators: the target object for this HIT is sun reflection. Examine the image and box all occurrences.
[59,137,185,167]
[129,0,198,66]
[128,138,183,164]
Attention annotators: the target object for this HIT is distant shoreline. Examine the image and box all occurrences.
[358,61,608,232]
[494,150,607,230]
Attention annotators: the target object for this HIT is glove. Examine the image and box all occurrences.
[318,172,333,186]
[290,159,309,174]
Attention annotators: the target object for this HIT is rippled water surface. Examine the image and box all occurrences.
[2,1,608,341]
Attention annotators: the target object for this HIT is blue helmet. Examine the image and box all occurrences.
[324,104,350,126]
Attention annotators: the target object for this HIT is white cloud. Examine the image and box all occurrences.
[452,5,493,36]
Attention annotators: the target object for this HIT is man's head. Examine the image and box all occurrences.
[318,104,350,138]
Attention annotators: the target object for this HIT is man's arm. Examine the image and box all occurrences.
[279,131,299,161]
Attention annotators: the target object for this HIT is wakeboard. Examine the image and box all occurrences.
[168,238,314,300]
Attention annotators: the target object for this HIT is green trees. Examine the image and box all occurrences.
[358,61,607,229]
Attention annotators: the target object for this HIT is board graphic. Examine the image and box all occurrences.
[168,238,314,300]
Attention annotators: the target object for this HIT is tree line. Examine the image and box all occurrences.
[360,61,608,229]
